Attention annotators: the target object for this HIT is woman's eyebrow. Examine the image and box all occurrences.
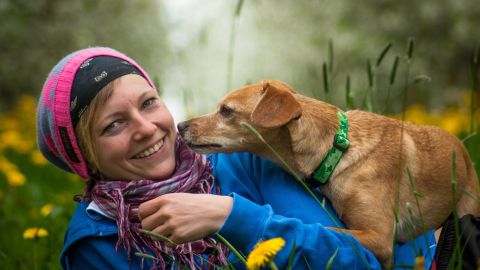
[97,87,155,122]
[137,87,155,101]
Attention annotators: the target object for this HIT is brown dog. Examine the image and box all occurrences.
[177,80,479,266]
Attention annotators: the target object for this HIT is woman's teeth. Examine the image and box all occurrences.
[135,140,164,158]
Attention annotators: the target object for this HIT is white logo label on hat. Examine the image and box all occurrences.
[94,71,108,82]
[80,58,93,69]
[71,96,78,111]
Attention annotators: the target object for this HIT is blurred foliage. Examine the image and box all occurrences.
[168,0,479,116]
[0,96,83,269]
[0,0,167,111]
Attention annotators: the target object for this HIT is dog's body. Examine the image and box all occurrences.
[178,80,480,266]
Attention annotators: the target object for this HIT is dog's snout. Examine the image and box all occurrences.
[177,121,190,136]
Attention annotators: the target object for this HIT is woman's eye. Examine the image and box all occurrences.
[142,98,157,109]
[103,121,121,134]
[219,105,233,117]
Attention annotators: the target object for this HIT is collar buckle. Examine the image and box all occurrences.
[333,133,350,152]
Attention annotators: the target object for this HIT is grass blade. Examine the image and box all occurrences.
[135,252,157,261]
[345,74,355,109]
[367,59,374,88]
[390,56,400,85]
[215,233,247,265]
[234,0,244,16]
[325,248,339,270]
[323,62,330,99]
[406,37,415,61]
[383,55,400,114]
[286,239,297,270]
[376,41,393,67]
[470,42,479,133]
[450,151,463,268]
[364,59,374,112]
[328,39,334,73]
[139,229,178,246]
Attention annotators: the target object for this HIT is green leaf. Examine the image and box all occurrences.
[325,248,339,270]
[286,240,297,270]
[135,252,156,260]
[138,229,177,246]
[215,233,247,265]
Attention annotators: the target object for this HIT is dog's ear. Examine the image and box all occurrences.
[251,81,302,128]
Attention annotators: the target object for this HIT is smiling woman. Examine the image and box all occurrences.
[36,47,232,269]
[78,74,177,181]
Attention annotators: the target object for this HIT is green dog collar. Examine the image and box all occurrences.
[311,112,350,184]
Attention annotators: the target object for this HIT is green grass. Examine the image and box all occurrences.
[0,149,83,270]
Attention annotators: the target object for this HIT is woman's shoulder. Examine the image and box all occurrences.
[62,202,118,252]
[66,201,117,237]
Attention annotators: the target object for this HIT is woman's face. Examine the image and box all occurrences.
[93,74,177,180]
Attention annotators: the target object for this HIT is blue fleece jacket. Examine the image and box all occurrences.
[60,153,436,269]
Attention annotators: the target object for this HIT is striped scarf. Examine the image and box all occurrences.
[86,136,228,269]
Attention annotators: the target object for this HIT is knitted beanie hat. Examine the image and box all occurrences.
[36,47,155,179]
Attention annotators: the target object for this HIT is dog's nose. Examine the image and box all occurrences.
[177,121,190,136]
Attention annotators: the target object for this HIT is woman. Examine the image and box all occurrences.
[37,47,436,269]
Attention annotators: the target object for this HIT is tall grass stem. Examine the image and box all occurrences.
[215,233,247,265]
[323,62,330,102]
[345,74,355,109]
[226,0,244,93]
[470,43,479,133]
[450,151,463,269]
[376,41,393,67]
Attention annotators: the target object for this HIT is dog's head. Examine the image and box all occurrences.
[178,80,302,154]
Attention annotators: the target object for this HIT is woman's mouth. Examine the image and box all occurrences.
[133,139,165,159]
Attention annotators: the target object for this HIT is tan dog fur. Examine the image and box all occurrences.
[177,80,480,266]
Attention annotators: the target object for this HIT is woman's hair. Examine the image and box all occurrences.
[75,81,115,173]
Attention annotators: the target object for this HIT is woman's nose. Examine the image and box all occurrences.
[132,114,156,141]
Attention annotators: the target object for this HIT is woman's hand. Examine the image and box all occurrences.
[138,193,233,245]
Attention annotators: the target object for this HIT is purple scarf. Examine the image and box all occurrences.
[86,136,229,269]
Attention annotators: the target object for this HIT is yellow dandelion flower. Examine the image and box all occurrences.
[6,169,26,187]
[31,149,47,165]
[1,130,22,148]
[404,104,430,125]
[23,227,48,239]
[40,204,54,217]
[246,238,286,270]
[0,156,17,171]
[16,96,37,115]
[0,116,19,131]
[414,256,425,270]
[16,141,33,154]
[439,109,469,135]
[392,104,439,126]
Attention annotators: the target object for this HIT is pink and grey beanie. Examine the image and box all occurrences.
[36,47,154,179]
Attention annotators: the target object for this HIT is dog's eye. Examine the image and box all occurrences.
[219,105,233,117]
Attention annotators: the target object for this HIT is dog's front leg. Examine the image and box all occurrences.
[327,226,394,267]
